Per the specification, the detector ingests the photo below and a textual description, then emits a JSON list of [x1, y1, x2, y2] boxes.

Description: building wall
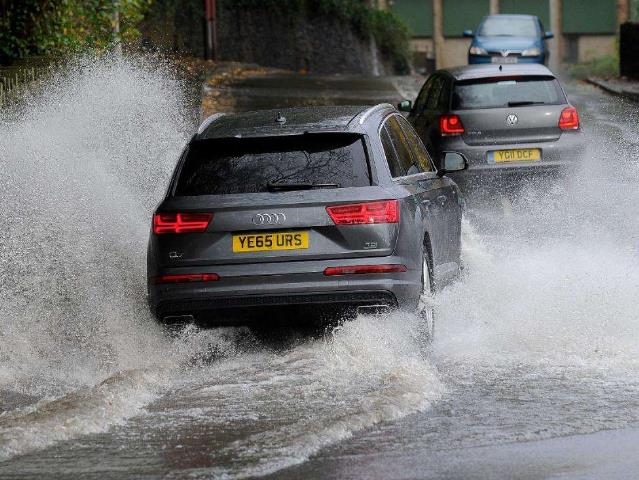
[[391, 0, 620, 68], [440, 37, 472, 68], [577, 35, 616, 61]]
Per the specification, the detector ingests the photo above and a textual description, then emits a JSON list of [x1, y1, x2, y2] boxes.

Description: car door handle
[[437, 195, 447, 205]]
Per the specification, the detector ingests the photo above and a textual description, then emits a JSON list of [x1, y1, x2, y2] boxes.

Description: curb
[[585, 77, 639, 102]]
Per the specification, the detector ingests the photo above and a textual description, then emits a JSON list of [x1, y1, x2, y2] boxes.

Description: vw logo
[[500, 50, 511, 57], [251, 213, 286, 226], [506, 114, 518, 126]]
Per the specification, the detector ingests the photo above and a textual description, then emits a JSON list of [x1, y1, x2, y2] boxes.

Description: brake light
[[152, 273, 219, 284], [440, 114, 465, 135], [559, 106, 579, 130], [324, 265, 407, 276], [153, 213, 212, 234], [326, 200, 399, 225]]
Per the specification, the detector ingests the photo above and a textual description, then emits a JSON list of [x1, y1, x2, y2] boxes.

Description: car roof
[[482, 14, 538, 20], [196, 105, 393, 140], [441, 64, 555, 82]]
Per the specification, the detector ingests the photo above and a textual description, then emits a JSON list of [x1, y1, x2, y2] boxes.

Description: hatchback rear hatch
[[154, 133, 398, 268], [451, 75, 568, 146]]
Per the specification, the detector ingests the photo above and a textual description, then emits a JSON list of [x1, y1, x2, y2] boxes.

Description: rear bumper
[[148, 256, 420, 321], [441, 131, 584, 188]]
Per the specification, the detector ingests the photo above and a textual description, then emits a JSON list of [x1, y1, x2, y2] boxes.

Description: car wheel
[[417, 250, 435, 344]]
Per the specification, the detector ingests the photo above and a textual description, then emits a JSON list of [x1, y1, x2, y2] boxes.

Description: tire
[[417, 248, 435, 344]]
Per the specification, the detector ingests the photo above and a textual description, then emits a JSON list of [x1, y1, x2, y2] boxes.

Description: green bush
[[565, 55, 619, 79], [0, 0, 152, 63]]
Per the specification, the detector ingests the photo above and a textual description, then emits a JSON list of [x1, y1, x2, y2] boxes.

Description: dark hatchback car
[[464, 14, 553, 65], [147, 105, 466, 327], [399, 64, 583, 189]]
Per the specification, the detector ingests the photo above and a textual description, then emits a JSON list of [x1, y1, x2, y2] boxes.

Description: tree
[[0, 0, 152, 63]]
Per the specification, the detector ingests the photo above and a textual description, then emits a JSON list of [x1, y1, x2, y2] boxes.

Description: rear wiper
[[266, 182, 340, 191], [507, 101, 546, 106]]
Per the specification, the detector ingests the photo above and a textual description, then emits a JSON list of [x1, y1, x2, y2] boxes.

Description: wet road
[[2, 59, 639, 479]]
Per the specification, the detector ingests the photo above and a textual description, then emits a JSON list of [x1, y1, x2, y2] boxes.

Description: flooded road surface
[[1, 58, 639, 479]]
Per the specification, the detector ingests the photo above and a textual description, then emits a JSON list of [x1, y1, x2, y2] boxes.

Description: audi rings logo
[[251, 213, 286, 225]]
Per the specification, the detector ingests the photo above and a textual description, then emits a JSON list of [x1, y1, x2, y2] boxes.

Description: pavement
[[270, 428, 639, 480], [586, 76, 639, 102]]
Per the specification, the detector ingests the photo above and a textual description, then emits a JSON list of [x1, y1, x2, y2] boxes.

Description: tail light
[[153, 213, 212, 234], [326, 200, 399, 225], [440, 114, 465, 136], [559, 106, 580, 130], [152, 273, 219, 284], [324, 265, 407, 276]]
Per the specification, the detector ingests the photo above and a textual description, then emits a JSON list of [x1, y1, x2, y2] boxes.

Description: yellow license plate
[[232, 231, 309, 253], [492, 148, 541, 163]]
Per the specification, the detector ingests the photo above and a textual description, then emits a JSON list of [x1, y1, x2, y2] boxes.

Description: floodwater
[[1, 56, 639, 479]]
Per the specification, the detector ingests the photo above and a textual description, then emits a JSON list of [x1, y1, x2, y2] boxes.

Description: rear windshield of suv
[[452, 76, 566, 110], [174, 134, 371, 196]]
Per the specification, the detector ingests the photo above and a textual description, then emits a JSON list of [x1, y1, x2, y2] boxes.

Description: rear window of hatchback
[[452, 76, 566, 110]]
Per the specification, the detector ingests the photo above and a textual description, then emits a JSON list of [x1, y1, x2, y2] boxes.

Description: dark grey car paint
[[147, 105, 463, 322]]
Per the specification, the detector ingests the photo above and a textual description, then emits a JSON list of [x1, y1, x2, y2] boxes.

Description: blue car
[[464, 14, 553, 65]]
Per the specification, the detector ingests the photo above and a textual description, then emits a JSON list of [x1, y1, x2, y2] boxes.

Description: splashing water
[[0, 56, 442, 470], [436, 92, 639, 372], [0, 54, 194, 397], [3, 58, 638, 478]]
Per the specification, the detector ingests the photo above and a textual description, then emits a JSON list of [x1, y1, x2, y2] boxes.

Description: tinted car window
[[396, 117, 436, 173], [479, 16, 538, 37], [452, 76, 566, 110], [380, 127, 405, 178], [426, 76, 444, 110], [413, 78, 433, 114], [175, 134, 370, 196], [383, 116, 414, 177], [437, 77, 451, 110]]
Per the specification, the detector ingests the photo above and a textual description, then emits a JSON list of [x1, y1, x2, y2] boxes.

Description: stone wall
[[139, 1, 393, 75], [217, 8, 385, 75]]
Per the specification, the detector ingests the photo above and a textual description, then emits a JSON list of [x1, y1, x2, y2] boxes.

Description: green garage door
[[500, 0, 550, 30], [443, 0, 490, 37], [391, 0, 433, 36], [562, 0, 616, 34]]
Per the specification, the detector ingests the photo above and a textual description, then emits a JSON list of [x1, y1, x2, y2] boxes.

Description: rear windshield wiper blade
[[507, 101, 546, 106], [266, 182, 340, 191]]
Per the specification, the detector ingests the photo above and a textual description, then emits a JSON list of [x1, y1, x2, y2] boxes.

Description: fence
[[0, 66, 42, 109]]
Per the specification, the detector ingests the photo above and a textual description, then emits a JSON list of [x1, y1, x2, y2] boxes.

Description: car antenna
[[499, 65, 503, 71], [275, 112, 286, 124]]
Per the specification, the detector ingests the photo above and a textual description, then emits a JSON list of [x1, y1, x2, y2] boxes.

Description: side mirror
[[439, 152, 467, 176], [544, 31, 554, 39], [463, 30, 475, 38], [397, 100, 412, 112]]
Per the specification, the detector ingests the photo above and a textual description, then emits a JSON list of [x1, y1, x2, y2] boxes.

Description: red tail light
[[440, 114, 465, 135], [559, 106, 580, 130], [153, 213, 212, 234], [152, 273, 219, 284], [326, 200, 399, 225], [324, 264, 407, 276]]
